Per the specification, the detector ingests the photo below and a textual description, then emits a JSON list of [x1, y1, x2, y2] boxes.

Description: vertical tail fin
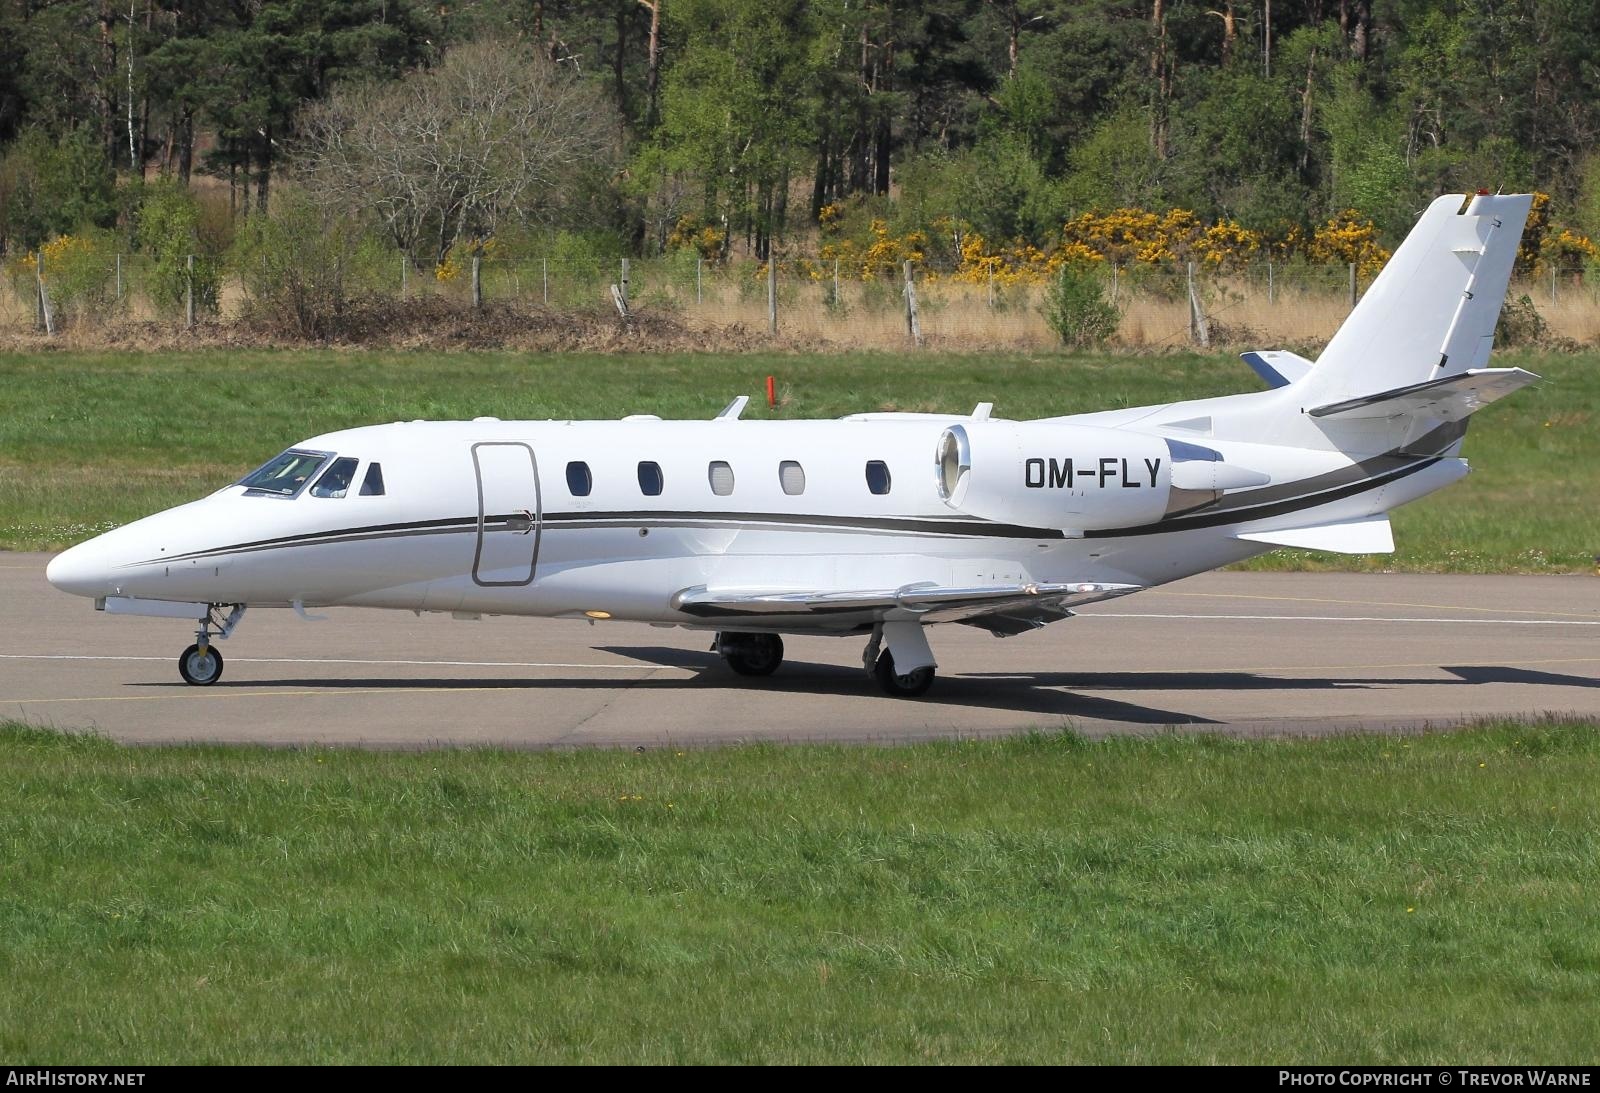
[[1297, 193, 1533, 409]]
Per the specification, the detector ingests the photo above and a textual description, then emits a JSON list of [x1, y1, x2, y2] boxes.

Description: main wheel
[[873, 650, 934, 698], [178, 643, 224, 686], [718, 632, 784, 677]]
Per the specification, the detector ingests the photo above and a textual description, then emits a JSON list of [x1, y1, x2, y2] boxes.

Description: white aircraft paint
[[47, 193, 1540, 696]]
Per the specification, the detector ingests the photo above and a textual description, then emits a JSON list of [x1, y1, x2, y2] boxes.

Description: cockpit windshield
[[239, 450, 331, 497]]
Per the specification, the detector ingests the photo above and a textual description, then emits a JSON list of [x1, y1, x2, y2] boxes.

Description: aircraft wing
[[671, 580, 1141, 636]]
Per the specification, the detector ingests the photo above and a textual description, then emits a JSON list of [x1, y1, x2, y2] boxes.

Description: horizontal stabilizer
[[1241, 350, 1315, 389], [1237, 515, 1394, 555], [1307, 367, 1538, 421], [672, 580, 1141, 625]]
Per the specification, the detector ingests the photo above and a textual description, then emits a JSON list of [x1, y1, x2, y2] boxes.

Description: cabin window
[[239, 449, 328, 498], [779, 460, 806, 496], [359, 462, 386, 496], [310, 457, 360, 498], [638, 461, 664, 496], [865, 460, 892, 495], [708, 461, 735, 496], [566, 461, 593, 497]]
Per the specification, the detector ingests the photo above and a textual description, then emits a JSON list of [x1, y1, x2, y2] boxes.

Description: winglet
[[715, 395, 749, 421]]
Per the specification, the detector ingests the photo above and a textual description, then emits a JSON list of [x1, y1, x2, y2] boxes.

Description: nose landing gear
[[177, 604, 246, 686]]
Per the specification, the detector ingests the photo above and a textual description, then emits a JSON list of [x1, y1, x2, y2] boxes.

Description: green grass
[[1, 720, 1597, 1063], [1, 348, 1595, 570]]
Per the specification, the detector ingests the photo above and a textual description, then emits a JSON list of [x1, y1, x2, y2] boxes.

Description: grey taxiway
[[3, 553, 1598, 747]]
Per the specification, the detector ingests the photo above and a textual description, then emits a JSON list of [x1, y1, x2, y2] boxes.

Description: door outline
[[471, 442, 541, 587]]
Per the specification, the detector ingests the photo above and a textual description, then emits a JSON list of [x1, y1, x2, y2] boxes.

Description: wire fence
[[4, 252, 1598, 350]]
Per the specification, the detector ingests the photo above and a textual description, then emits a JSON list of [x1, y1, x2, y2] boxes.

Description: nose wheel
[[178, 643, 225, 686], [175, 604, 245, 686]]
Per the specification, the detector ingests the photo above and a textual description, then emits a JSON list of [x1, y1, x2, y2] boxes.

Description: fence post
[[400, 256, 408, 299], [471, 255, 483, 310], [767, 256, 778, 336], [1110, 264, 1119, 307], [115, 253, 123, 302], [1551, 265, 1558, 307], [903, 259, 922, 349], [1186, 261, 1209, 348], [1267, 259, 1274, 305], [36, 250, 54, 335], [620, 257, 630, 308], [543, 257, 549, 305], [832, 258, 840, 305], [185, 254, 195, 331], [987, 267, 995, 310], [1348, 262, 1357, 310], [696, 256, 702, 305]]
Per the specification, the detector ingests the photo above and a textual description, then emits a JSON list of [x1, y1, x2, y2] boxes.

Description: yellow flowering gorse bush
[[435, 236, 499, 283], [803, 194, 1593, 285]]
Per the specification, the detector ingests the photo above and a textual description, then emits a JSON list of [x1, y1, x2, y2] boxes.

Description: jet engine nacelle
[[937, 422, 1175, 532]]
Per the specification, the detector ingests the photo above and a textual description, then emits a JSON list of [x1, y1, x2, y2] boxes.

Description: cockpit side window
[[359, 462, 386, 496], [240, 450, 329, 497], [311, 457, 360, 498]]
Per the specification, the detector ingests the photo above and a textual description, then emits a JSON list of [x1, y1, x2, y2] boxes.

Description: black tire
[[873, 650, 934, 698], [719, 632, 784, 677], [178, 643, 224, 686]]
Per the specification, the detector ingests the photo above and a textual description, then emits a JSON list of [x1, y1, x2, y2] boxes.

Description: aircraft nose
[[46, 539, 115, 598]]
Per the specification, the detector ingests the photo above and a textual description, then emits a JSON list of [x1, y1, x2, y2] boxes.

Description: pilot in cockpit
[[310, 459, 357, 498]]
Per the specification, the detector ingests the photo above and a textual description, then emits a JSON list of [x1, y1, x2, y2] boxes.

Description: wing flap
[[1307, 367, 1537, 421], [672, 580, 1142, 624]]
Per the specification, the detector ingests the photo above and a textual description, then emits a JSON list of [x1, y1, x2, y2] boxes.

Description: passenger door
[[471, 442, 540, 586]]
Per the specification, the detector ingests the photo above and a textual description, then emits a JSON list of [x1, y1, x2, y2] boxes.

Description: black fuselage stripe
[[1085, 458, 1439, 538], [147, 512, 1068, 563]]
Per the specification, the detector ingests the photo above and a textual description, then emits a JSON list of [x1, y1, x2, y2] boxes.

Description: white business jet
[[48, 193, 1537, 696]]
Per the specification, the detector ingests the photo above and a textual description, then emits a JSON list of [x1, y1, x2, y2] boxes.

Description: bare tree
[[298, 40, 621, 268]]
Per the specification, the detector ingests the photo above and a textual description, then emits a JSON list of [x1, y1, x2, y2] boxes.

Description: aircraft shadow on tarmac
[[1441, 665, 1600, 688], [124, 650, 1600, 728]]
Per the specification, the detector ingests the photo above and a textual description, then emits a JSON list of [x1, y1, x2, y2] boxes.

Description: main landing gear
[[871, 650, 935, 698], [714, 631, 785, 676], [713, 623, 939, 698], [177, 604, 246, 686], [863, 622, 937, 698]]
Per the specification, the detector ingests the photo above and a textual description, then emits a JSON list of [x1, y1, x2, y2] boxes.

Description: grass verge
[[1, 719, 1597, 1063], [1, 348, 1594, 570]]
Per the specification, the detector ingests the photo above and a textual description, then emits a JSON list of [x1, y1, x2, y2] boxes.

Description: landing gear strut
[[715, 631, 784, 676], [177, 604, 245, 686]]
